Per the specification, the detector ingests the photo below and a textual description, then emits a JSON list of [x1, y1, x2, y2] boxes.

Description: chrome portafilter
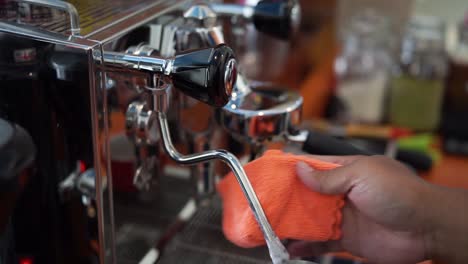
[[217, 75, 303, 158], [218, 75, 371, 159]]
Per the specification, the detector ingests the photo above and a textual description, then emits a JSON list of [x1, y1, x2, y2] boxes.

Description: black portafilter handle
[[253, 0, 300, 40], [171, 44, 237, 108], [0, 119, 36, 192], [301, 131, 433, 172], [302, 130, 372, 156]]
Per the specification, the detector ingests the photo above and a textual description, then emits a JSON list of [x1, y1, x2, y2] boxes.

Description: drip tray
[[158, 198, 270, 264], [111, 180, 349, 264], [115, 224, 163, 262], [110, 175, 195, 263]]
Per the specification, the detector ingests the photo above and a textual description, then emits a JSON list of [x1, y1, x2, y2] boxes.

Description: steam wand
[[153, 83, 291, 264]]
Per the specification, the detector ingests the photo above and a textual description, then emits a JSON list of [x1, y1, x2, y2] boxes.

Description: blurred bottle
[[335, 9, 393, 124], [281, 0, 338, 119], [389, 15, 447, 132], [441, 14, 468, 155], [444, 16, 468, 113]]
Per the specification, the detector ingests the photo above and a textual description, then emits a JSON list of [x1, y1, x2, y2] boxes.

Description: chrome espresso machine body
[[0, 1, 315, 264]]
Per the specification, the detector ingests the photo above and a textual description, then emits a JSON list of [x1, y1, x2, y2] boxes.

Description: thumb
[[296, 161, 356, 195]]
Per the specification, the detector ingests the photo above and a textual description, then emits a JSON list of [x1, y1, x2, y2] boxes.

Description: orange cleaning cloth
[[217, 150, 345, 248]]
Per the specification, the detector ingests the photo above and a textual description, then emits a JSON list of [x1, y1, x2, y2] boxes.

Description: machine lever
[[98, 44, 237, 107]]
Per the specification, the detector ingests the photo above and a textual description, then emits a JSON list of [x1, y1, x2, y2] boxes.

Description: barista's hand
[[288, 155, 442, 264]]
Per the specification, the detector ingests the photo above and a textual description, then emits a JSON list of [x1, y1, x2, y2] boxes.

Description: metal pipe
[[189, 133, 216, 199], [157, 111, 290, 264], [210, 4, 254, 19], [99, 51, 170, 74]]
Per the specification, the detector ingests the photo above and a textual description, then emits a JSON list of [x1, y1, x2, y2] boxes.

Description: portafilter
[[218, 76, 371, 158]]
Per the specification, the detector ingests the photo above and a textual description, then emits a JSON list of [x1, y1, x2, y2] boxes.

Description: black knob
[[171, 44, 237, 107], [253, 0, 301, 40]]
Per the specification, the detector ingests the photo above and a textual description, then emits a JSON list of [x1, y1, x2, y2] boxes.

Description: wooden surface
[[422, 151, 468, 264], [423, 153, 468, 189]]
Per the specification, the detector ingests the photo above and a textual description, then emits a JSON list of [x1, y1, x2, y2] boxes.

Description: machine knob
[[76, 168, 97, 199], [125, 102, 156, 145], [101, 45, 237, 107], [171, 44, 237, 108], [253, 0, 301, 40]]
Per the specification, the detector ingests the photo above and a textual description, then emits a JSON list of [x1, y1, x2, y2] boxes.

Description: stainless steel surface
[[177, 4, 225, 51], [219, 77, 303, 146], [1, 0, 191, 46], [157, 110, 291, 264], [17, 0, 81, 36], [183, 4, 217, 27], [0, 21, 98, 48], [190, 131, 216, 199], [212, 0, 301, 40], [98, 50, 171, 75], [126, 102, 156, 145], [125, 43, 158, 57], [175, 3, 226, 199], [211, 3, 255, 19], [0, 32, 108, 263], [125, 101, 160, 192], [0, 1, 191, 263]]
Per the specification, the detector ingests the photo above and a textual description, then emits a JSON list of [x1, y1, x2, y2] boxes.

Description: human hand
[[288, 155, 436, 264]]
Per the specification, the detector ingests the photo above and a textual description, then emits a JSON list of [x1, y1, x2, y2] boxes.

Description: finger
[[287, 241, 342, 258], [296, 162, 358, 195], [304, 155, 363, 166]]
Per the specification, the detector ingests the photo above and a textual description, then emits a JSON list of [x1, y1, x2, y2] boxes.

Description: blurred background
[[226, 0, 468, 164], [229, 2, 468, 262]]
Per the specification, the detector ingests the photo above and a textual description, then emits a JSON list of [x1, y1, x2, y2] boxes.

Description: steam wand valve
[[98, 44, 237, 107]]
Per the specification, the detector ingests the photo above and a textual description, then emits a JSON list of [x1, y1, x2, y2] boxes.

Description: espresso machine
[[0, 1, 370, 264]]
